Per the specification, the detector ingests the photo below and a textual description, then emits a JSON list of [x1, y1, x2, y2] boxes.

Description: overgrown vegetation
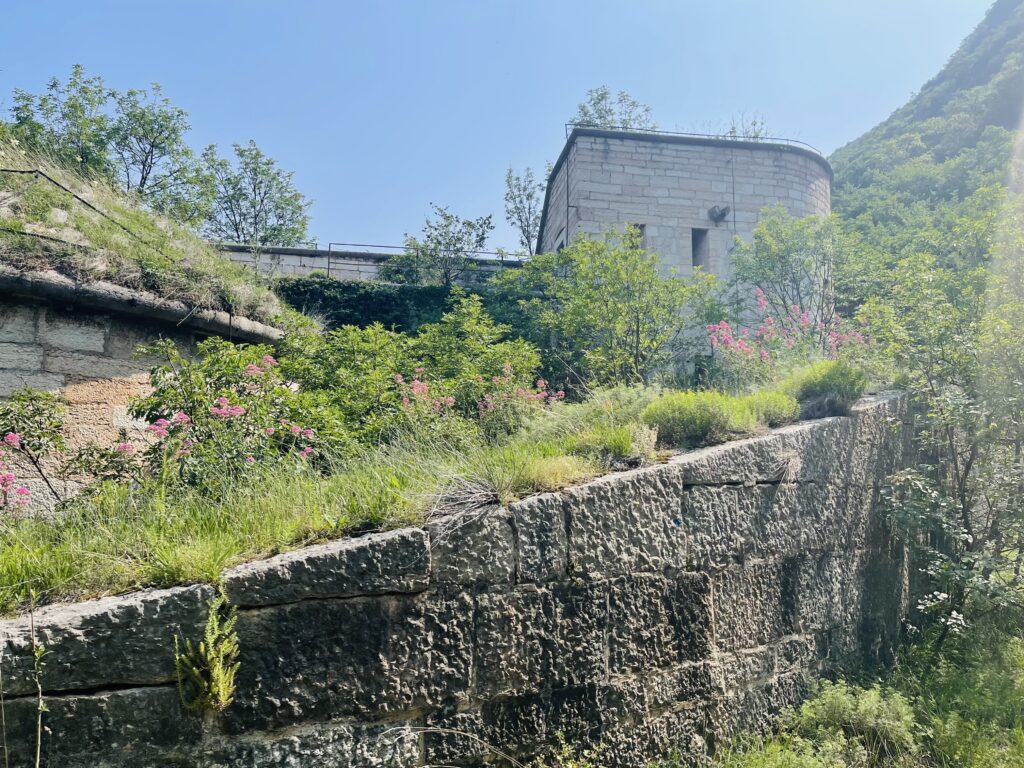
[[0, 139, 298, 326]]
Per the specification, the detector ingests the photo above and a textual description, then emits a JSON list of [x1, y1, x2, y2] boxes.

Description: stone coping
[[0, 264, 284, 344]]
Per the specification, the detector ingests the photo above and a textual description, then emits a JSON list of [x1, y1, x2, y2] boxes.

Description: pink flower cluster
[[707, 321, 756, 358], [210, 397, 247, 419], [0, 437, 29, 508]]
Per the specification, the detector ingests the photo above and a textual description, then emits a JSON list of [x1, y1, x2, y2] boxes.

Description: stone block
[[0, 305, 36, 343], [426, 507, 514, 585], [0, 342, 44, 371], [474, 582, 606, 698], [39, 314, 107, 352], [0, 584, 215, 697], [0, 370, 62, 396], [198, 721, 421, 768], [565, 462, 686, 577], [3, 686, 203, 768], [712, 560, 798, 652], [227, 591, 474, 730], [223, 528, 431, 607], [509, 492, 568, 582], [607, 573, 712, 673], [43, 349, 144, 378]]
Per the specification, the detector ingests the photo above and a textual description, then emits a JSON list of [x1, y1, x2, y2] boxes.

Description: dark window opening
[[691, 228, 709, 268]]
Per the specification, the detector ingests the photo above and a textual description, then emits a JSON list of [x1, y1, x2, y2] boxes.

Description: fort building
[[536, 127, 833, 278]]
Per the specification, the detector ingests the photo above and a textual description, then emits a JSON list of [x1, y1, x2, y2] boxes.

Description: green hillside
[[830, 0, 1024, 263]]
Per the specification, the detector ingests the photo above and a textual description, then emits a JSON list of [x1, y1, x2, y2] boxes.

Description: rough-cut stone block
[[0, 585, 215, 697], [0, 306, 36, 343], [0, 369, 63, 396], [39, 314, 107, 352], [227, 591, 474, 731], [565, 462, 686, 576], [198, 721, 421, 768], [0, 342, 44, 371], [712, 561, 798, 652], [223, 528, 430, 607], [426, 507, 514, 585], [607, 573, 712, 673], [3, 686, 202, 768], [474, 583, 606, 698], [43, 349, 143, 378], [510, 492, 568, 582]]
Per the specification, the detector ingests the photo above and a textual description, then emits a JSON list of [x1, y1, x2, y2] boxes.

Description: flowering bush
[[704, 289, 869, 392]]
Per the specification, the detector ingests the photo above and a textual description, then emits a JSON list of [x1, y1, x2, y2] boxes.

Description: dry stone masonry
[[0, 393, 909, 767]]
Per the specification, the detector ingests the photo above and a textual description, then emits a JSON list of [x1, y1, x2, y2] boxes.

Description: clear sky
[[0, 1, 988, 250]]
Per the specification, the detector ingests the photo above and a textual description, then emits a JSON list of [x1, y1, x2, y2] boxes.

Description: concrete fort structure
[[536, 127, 833, 279]]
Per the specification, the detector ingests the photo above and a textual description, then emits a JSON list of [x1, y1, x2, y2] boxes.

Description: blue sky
[[0, 1, 986, 250]]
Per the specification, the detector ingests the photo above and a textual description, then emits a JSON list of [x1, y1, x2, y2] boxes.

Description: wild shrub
[[780, 361, 867, 417], [742, 390, 800, 428], [642, 390, 758, 448]]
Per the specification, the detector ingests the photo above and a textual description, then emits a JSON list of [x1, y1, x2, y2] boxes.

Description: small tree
[[504, 166, 544, 256], [201, 140, 311, 251], [11, 64, 114, 176], [569, 86, 656, 130], [110, 85, 213, 226], [379, 204, 493, 287], [492, 226, 714, 388], [731, 207, 869, 349]]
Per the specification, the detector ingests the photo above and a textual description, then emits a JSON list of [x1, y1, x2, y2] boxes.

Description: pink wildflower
[[411, 380, 428, 398], [299, 446, 313, 458], [245, 455, 256, 464], [114, 442, 134, 455], [3, 433, 20, 449], [261, 355, 278, 367], [172, 411, 190, 425], [394, 373, 404, 384], [290, 424, 302, 435], [414, 367, 425, 374], [265, 427, 275, 436], [301, 428, 314, 438], [245, 363, 263, 377]]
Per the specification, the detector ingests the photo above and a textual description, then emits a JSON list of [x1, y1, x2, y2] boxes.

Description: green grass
[[0, 141, 301, 328], [643, 390, 767, 448], [779, 360, 868, 416]]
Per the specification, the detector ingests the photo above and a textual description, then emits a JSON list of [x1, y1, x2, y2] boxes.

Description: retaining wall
[[0, 393, 909, 767]]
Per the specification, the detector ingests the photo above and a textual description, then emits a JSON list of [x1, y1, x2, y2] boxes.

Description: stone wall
[[0, 271, 282, 510], [538, 129, 833, 280], [0, 394, 909, 767], [219, 245, 518, 283]]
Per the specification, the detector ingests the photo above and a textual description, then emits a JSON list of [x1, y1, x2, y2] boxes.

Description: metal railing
[[563, 123, 825, 156]]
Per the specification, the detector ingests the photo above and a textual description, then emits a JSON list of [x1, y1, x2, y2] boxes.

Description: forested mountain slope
[[830, 0, 1024, 264]]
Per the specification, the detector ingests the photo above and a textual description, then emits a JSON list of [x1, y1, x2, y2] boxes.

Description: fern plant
[[174, 592, 241, 714]]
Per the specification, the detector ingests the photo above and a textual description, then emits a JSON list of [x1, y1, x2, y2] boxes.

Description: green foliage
[[570, 86, 655, 130], [505, 166, 544, 256], [779, 361, 867, 416], [742, 390, 800, 428], [642, 390, 759, 449], [201, 139, 311, 248], [275, 273, 452, 331], [0, 140, 295, 327], [492, 226, 715, 389], [378, 204, 493, 287], [0, 388, 66, 458], [530, 732, 604, 768], [175, 592, 240, 714]]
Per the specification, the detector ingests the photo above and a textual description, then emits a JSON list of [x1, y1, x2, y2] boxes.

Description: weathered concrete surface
[[0, 393, 909, 767]]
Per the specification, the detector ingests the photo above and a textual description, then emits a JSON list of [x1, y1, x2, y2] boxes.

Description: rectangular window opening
[[691, 228, 710, 269]]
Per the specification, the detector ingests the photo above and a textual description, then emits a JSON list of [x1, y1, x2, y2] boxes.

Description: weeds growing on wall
[[175, 592, 240, 714]]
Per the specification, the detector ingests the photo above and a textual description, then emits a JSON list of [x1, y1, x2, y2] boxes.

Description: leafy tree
[[731, 207, 875, 342], [10, 64, 113, 176], [110, 85, 213, 225], [492, 226, 714, 388], [569, 86, 655, 130], [379, 204, 493, 287], [201, 140, 311, 250], [504, 166, 544, 255]]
